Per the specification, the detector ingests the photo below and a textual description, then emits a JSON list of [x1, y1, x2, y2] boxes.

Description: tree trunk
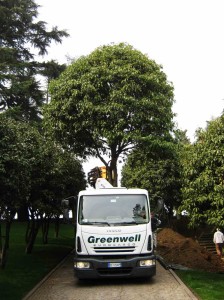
[[0, 223, 4, 268], [0, 240, 7, 269], [54, 217, 60, 238], [108, 157, 118, 187], [0, 220, 12, 269], [4, 221, 11, 250], [25, 220, 31, 243], [0, 223, 2, 249], [42, 218, 49, 244], [17, 204, 29, 222], [25, 219, 40, 254]]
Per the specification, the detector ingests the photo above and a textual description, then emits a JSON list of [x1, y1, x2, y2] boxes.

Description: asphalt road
[[23, 253, 199, 300]]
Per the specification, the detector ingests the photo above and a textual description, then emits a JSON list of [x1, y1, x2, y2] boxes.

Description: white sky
[[37, 0, 224, 177]]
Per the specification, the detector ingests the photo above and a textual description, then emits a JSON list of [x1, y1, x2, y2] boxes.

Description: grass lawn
[[0, 221, 75, 300], [176, 270, 224, 300]]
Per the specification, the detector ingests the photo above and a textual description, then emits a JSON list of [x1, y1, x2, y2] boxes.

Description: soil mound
[[157, 228, 224, 272]]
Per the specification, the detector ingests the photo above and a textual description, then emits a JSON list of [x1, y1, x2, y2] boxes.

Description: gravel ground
[[23, 253, 199, 300]]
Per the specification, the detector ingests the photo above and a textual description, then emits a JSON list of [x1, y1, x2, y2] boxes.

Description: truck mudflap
[[74, 255, 156, 279]]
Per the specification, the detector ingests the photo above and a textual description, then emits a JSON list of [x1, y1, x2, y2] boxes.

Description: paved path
[[23, 253, 199, 300]]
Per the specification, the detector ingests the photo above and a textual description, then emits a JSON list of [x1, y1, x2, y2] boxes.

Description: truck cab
[[74, 179, 156, 279]]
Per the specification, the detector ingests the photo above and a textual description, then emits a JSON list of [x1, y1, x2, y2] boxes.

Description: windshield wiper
[[82, 221, 110, 226], [112, 221, 139, 225]]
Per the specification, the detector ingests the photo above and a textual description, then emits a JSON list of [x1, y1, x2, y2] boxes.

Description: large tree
[[0, 0, 68, 121], [44, 43, 175, 186], [179, 115, 224, 227]]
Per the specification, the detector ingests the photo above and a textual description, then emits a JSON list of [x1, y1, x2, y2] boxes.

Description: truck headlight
[[74, 261, 90, 269], [139, 259, 156, 267]]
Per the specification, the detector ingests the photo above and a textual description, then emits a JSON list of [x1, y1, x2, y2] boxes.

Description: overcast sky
[[37, 0, 224, 176]]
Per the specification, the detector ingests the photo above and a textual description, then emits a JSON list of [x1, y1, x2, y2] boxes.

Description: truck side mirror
[[61, 199, 69, 208], [61, 199, 70, 221], [156, 199, 164, 212], [151, 214, 161, 232]]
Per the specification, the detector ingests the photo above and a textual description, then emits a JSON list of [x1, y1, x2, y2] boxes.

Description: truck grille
[[94, 246, 135, 253]]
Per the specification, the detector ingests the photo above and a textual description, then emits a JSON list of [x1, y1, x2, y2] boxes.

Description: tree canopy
[[179, 115, 224, 227], [0, 113, 86, 262], [0, 0, 68, 121], [0, 113, 86, 221], [0, 116, 30, 222], [44, 43, 175, 186], [121, 129, 188, 216]]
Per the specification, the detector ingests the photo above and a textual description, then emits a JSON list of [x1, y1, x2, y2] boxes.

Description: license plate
[[108, 262, 122, 268]]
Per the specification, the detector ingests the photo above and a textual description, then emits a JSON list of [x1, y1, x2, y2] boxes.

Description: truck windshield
[[79, 194, 149, 225]]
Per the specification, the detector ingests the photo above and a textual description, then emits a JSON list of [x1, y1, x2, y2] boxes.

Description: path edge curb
[[169, 269, 199, 299], [22, 250, 74, 300]]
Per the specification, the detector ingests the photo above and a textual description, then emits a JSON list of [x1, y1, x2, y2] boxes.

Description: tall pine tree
[[0, 0, 68, 121]]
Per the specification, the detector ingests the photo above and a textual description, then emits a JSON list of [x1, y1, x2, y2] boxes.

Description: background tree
[[0, 115, 32, 267], [0, 113, 86, 262], [23, 135, 86, 253], [37, 148, 86, 245], [121, 129, 188, 219], [44, 43, 174, 186], [39, 60, 67, 104], [0, 0, 69, 121], [179, 114, 224, 227]]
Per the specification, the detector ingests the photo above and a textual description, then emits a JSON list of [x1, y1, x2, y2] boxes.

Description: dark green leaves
[[0, 0, 68, 120], [179, 115, 224, 227], [44, 43, 174, 186]]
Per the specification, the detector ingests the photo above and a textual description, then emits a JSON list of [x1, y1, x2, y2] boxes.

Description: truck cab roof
[[79, 188, 149, 196]]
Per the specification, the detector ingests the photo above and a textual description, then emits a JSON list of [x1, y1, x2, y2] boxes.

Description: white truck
[[74, 178, 157, 279]]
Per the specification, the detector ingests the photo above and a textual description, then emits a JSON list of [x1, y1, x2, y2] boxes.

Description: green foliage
[[121, 131, 185, 214], [35, 147, 86, 218], [44, 43, 174, 186], [179, 115, 224, 227], [0, 115, 32, 219], [0, 0, 69, 120], [0, 110, 85, 255], [0, 113, 86, 220], [0, 113, 86, 259], [39, 60, 67, 104]]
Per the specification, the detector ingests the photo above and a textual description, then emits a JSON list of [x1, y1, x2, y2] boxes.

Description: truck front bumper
[[74, 255, 156, 279]]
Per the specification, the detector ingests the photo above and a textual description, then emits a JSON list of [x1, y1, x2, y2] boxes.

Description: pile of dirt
[[157, 228, 224, 272]]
